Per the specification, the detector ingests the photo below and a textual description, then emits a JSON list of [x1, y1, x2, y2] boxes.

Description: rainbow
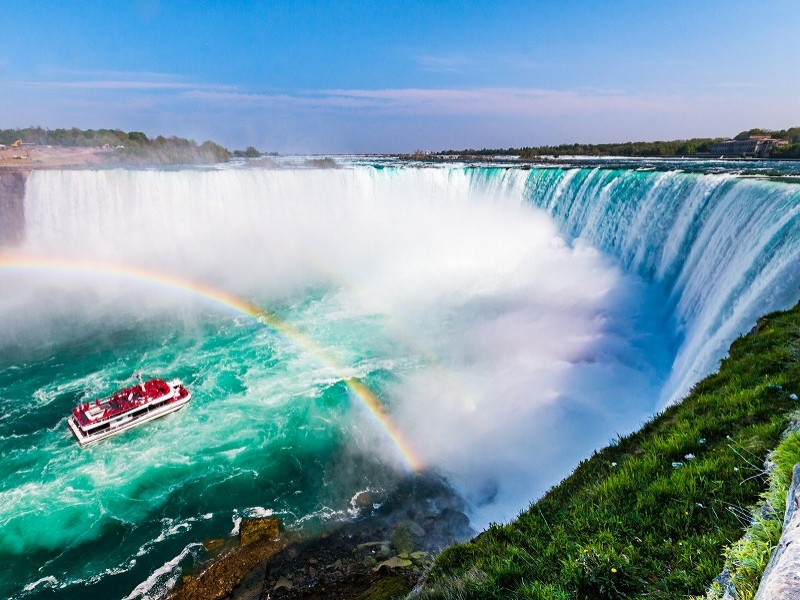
[[0, 253, 422, 471]]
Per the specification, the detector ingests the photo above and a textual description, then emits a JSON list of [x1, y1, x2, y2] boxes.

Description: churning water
[[2, 162, 800, 599]]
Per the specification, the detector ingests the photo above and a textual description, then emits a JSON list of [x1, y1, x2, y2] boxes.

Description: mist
[[7, 167, 673, 529]]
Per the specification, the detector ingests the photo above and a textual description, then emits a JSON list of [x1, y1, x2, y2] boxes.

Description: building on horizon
[[710, 135, 789, 158]]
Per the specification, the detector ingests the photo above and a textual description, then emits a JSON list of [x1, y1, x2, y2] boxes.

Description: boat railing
[[73, 382, 186, 431]]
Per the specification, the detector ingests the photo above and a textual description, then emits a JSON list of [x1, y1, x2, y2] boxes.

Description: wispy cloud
[[8, 69, 237, 93], [183, 86, 694, 118], [16, 80, 195, 90], [415, 52, 553, 74], [14, 79, 237, 92]]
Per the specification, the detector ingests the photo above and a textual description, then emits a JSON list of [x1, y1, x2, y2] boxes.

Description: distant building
[[710, 135, 789, 158]]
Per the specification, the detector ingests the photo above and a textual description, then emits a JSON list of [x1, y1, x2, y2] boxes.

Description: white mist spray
[[11, 166, 675, 528]]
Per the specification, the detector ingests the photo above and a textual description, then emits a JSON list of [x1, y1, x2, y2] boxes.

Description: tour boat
[[68, 378, 191, 446]]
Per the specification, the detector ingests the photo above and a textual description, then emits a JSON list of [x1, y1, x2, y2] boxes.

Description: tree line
[[0, 127, 271, 164], [439, 126, 800, 158]]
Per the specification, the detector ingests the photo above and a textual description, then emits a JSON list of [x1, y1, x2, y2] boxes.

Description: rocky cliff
[[0, 169, 27, 245]]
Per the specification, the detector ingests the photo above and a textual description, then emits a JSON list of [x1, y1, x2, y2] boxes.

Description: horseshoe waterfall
[[2, 163, 799, 599]]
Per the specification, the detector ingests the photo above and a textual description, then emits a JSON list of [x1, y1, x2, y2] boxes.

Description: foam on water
[[1, 164, 799, 598]]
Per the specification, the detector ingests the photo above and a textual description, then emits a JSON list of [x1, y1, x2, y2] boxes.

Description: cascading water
[[1, 163, 799, 599], [523, 167, 800, 404]]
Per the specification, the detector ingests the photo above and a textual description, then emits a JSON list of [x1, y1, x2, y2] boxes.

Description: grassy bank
[[413, 302, 800, 600]]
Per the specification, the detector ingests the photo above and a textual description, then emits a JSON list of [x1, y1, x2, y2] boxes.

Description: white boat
[[68, 378, 191, 446]]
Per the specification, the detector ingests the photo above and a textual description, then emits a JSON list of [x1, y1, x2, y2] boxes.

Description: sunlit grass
[[412, 302, 800, 599]]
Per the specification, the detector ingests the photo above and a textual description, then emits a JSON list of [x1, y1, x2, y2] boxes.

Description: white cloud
[[7, 69, 237, 94], [16, 80, 195, 90], [1, 74, 797, 152]]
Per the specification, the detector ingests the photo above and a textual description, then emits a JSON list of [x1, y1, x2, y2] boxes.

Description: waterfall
[[521, 167, 800, 404], [4, 165, 800, 598], [24, 165, 800, 405]]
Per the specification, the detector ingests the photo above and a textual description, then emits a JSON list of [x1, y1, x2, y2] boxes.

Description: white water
[[3, 164, 800, 598], [11, 167, 670, 524], [524, 167, 800, 404]]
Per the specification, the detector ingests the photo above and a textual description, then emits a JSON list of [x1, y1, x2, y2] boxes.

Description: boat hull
[[68, 382, 191, 446]]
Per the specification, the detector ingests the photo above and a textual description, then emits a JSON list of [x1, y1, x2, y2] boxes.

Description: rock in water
[[353, 490, 374, 508], [202, 538, 225, 552], [239, 517, 281, 547]]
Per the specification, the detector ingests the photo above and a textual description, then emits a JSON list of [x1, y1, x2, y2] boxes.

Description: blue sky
[[1, 1, 798, 152]]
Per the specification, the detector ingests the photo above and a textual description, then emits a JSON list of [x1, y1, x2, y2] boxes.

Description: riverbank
[[0, 145, 104, 168]]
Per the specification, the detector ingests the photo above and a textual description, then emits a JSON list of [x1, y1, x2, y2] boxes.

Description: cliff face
[[0, 169, 27, 246]]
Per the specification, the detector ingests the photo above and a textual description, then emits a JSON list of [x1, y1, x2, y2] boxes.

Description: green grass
[[413, 302, 800, 600]]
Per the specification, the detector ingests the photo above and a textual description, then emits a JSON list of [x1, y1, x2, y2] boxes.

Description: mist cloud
[[9, 167, 671, 526]]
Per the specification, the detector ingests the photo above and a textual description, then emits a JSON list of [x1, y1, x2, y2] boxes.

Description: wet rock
[[373, 556, 413, 572], [178, 472, 471, 599], [391, 520, 425, 555], [202, 538, 225, 552], [239, 517, 281, 547], [307, 566, 317, 578], [0, 169, 27, 246], [171, 526, 293, 600], [353, 490, 375, 508], [363, 555, 378, 568], [274, 576, 293, 590], [437, 508, 472, 540], [357, 540, 390, 549]]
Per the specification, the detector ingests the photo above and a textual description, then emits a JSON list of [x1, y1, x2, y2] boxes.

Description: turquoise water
[[1, 293, 412, 599], [2, 163, 800, 599]]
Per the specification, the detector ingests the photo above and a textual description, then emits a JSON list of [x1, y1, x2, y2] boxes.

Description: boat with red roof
[[68, 378, 191, 446]]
